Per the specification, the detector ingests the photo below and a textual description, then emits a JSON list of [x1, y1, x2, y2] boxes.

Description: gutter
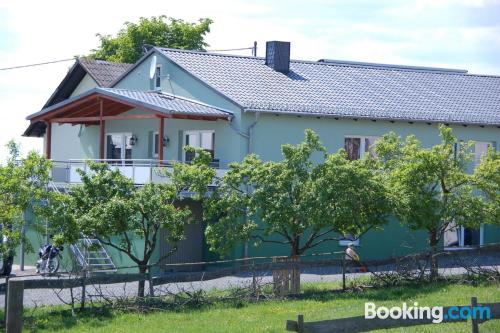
[[243, 108, 499, 128]]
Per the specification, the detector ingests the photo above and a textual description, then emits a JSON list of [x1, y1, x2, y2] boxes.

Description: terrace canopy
[[25, 87, 232, 160]]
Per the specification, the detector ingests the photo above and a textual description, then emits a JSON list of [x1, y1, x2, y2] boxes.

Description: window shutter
[[106, 135, 112, 159], [178, 131, 184, 161], [147, 131, 153, 158]]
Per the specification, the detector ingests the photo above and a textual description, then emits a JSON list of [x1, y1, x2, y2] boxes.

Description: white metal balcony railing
[[50, 159, 227, 185]]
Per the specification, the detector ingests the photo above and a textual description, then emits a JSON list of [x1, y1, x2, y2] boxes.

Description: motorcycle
[[36, 242, 63, 275]]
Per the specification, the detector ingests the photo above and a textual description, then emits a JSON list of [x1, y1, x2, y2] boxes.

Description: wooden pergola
[[28, 90, 229, 161]]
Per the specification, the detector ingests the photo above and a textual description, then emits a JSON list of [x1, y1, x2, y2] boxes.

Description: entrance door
[[160, 201, 204, 272], [106, 133, 132, 164]]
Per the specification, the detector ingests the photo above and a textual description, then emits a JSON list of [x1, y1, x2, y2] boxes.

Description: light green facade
[[19, 51, 500, 270]]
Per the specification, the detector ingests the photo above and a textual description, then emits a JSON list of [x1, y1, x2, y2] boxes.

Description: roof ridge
[[157, 47, 264, 60], [159, 47, 500, 77], [78, 58, 133, 66], [316, 59, 467, 73]]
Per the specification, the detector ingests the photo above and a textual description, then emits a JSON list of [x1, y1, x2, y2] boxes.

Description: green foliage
[[90, 16, 213, 63], [473, 147, 500, 223], [373, 124, 498, 278], [0, 140, 52, 255], [205, 130, 391, 256], [52, 150, 215, 275]]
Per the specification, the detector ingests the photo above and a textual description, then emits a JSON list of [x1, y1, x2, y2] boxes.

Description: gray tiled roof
[[157, 48, 500, 126], [99, 88, 232, 117], [79, 59, 133, 87], [27, 87, 232, 120]]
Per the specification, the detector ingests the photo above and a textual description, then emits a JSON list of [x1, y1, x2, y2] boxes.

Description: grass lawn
[[19, 280, 500, 333]]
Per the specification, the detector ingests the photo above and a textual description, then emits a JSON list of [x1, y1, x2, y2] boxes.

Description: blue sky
[[0, 0, 499, 160]]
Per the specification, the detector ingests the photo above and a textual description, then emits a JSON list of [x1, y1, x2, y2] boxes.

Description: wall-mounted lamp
[[129, 135, 138, 146], [163, 135, 170, 147]]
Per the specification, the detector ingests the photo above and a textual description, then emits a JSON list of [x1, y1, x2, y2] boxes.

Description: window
[[474, 141, 493, 167], [344, 136, 378, 160], [339, 234, 360, 246], [183, 130, 215, 162], [444, 221, 483, 248], [106, 133, 133, 164], [155, 65, 162, 90], [152, 132, 159, 157]]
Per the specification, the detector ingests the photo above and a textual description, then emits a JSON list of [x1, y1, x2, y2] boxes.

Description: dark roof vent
[[265, 41, 290, 73]]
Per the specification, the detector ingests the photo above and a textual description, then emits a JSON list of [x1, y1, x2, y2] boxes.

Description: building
[[21, 41, 500, 270]]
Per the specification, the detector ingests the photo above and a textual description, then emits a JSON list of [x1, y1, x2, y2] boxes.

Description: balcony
[[50, 159, 227, 186]]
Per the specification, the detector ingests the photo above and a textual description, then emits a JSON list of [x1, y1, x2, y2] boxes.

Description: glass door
[[106, 133, 132, 165]]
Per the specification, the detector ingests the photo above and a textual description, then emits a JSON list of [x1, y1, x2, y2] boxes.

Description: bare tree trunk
[[428, 229, 439, 281], [289, 237, 301, 295], [291, 236, 300, 256], [138, 264, 147, 298]]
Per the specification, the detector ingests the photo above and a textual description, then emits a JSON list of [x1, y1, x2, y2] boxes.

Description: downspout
[[228, 111, 260, 154], [247, 112, 260, 155], [229, 111, 260, 259]]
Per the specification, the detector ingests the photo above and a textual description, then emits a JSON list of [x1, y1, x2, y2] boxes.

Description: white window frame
[[344, 135, 379, 160], [339, 235, 360, 246], [444, 225, 484, 250], [182, 130, 215, 162], [152, 131, 159, 158], [154, 64, 162, 90]]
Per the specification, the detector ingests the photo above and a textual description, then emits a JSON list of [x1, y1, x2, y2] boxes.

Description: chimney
[[265, 41, 290, 73]]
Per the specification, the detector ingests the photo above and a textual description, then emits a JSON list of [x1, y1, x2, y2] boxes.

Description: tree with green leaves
[[473, 148, 500, 222], [0, 141, 52, 274], [374, 125, 499, 279], [90, 16, 213, 63], [204, 130, 391, 258], [53, 149, 214, 297]]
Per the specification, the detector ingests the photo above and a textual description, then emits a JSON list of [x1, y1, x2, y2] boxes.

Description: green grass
[[18, 280, 500, 333]]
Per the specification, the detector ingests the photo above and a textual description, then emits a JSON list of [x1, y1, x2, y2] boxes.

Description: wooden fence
[[3, 243, 498, 293], [286, 297, 500, 333]]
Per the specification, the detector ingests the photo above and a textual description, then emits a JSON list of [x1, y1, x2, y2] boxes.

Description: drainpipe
[[247, 112, 260, 155], [229, 112, 260, 259]]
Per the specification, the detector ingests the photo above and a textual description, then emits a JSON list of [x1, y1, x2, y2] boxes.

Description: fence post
[[297, 314, 304, 333], [6, 279, 24, 333], [80, 270, 86, 310], [342, 259, 346, 291], [471, 297, 479, 333], [4, 275, 9, 323]]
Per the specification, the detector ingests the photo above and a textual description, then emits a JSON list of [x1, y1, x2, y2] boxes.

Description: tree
[[204, 130, 391, 257], [0, 141, 52, 268], [54, 149, 214, 297], [374, 125, 498, 279], [90, 16, 213, 63], [473, 148, 500, 223]]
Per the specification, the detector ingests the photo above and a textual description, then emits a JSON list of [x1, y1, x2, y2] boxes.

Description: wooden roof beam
[[52, 113, 162, 124]]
